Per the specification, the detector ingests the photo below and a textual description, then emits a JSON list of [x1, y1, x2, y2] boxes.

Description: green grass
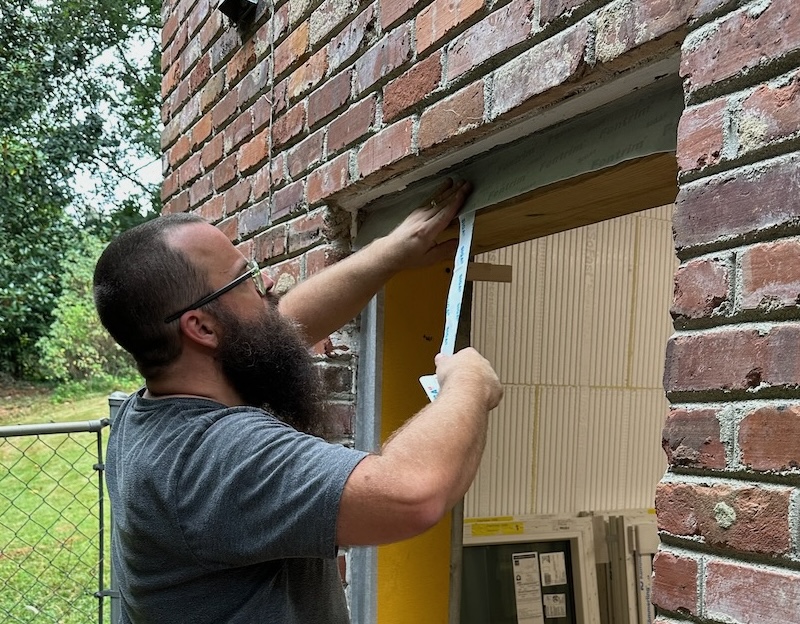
[[0, 385, 134, 623]]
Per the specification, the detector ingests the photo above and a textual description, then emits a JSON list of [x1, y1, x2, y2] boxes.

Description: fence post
[[106, 391, 128, 624]]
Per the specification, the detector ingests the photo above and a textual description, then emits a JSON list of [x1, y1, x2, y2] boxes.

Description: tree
[[0, 0, 161, 376]]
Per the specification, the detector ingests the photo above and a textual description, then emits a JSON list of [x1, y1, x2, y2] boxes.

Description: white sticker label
[[512, 552, 545, 624], [543, 594, 567, 619], [539, 552, 567, 587]]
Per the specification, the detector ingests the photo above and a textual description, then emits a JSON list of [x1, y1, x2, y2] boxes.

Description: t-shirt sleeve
[[175, 411, 368, 568]]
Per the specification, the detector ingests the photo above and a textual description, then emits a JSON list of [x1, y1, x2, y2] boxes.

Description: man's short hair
[[93, 213, 211, 379]]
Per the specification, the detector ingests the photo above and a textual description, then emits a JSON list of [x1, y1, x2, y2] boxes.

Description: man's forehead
[[166, 221, 243, 273]]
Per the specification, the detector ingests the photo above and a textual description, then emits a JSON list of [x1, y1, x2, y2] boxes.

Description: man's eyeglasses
[[164, 259, 268, 323]]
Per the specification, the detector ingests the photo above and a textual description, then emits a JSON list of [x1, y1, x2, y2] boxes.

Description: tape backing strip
[[419, 211, 476, 401]]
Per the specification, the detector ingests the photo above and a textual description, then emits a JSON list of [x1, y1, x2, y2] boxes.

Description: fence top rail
[[0, 418, 110, 438]]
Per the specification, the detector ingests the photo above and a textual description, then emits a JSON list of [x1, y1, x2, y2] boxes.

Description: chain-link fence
[[0, 403, 120, 624]]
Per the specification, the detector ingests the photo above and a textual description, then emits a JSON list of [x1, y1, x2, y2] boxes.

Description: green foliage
[[35, 235, 139, 386], [0, 0, 161, 376]]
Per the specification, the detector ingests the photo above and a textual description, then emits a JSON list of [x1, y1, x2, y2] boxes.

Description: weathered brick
[[356, 118, 414, 178], [237, 129, 270, 174], [201, 133, 224, 170], [379, 0, 420, 29], [238, 58, 269, 108], [179, 152, 202, 185], [673, 154, 800, 253], [419, 81, 484, 150], [308, 70, 352, 128], [225, 37, 256, 87], [305, 243, 350, 277], [307, 151, 352, 204], [655, 482, 791, 554], [218, 213, 239, 242], [596, 0, 696, 64], [383, 51, 442, 122], [662, 407, 726, 469], [416, 0, 485, 55], [166, 190, 190, 214], [225, 110, 254, 154], [188, 175, 213, 208], [275, 21, 309, 78], [191, 113, 213, 149], [682, 0, 800, 96], [741, 239, 800, 312], [327, 96, 377, 153], [320, 401, 356, 437], [211, 88, 239, 129], [318, 361, 354, 394], [188, 53, 211, 93], [739, 405, 800, 471], [169, 135, 192, 168], [354, 24, 412, 94], [705, 561, 800, 624], [225, 178, 252, 215], [677, 98, 726, 174], [540, 0, 590, 25], [737, 70, 800, 157], [489, 20, 590, 119], [271, 255, 302, 296], [287, 129, 325, 178], [328, 5, 377, 73], [196, 194, 224, 223], [162, 171, 180, 202], [664, 325, 800, 395], [287, 48, 328, 102], [209, 26, 241, 70], [310, 0, 356, 46], [254, 224, 288, 263], [272, 179, 306, 221], [272, 101, 307, 149], [288, 208, 327, 253], [199, 73, 225, 114], [238, 198, 270, 238], [212, 153, 238, 191], [651, 551, 698, 616], [445, 0, 533, 81], [670, 257, 730, 320]]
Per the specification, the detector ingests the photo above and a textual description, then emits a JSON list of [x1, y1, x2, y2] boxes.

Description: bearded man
[[93, 179, 502, 624]]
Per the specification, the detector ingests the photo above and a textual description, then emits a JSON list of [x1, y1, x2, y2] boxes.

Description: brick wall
[[160, 0, 800, 619], [658, 0, 800, 622]]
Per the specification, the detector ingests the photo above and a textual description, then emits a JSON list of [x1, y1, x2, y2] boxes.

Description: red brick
[[445, 0, 533, 81], [191, 113, 213, 148], [379, 0, 420, 29], [356, 118, 414, 178], [287, 129, 325, 178], [196, 194, 224, 222], [201, 133, 224, 169], [307, 151, 352, 204], [327, 96, 377, 153], [225, 110, 254, 153], [212, 153, 238, 191], [596, 0, 697, 64], [225, 38, 256, 86], [254, 224, 288, 263], [354, 24, 412, 94], [200, 73, 225, 114], [662, 408, 726, 470], [383, 51, 442, 122], [738, 70, 800, 156], [251, 165, 272, 202], [237, 128, 270, 173], [179, 152, 202, 185], [670, 257, 730, 321], [225, 178, 252, 215], [272, 180, 306, 221], [677, 98, 726, 174], [186, 0, 208, 39], [287, 48, 328, 102], [419, 81, 484, 150], [308, 70, 352, 128], [271, 255, 302, 296], [218, 213, 239, 242], [328, 5, 377, 73], [272, 101, 306, 150], [288, 209, 327, 253], [705, 561, 800, 624], [656, 482, 791, 555], [211, 88, 239, 129], [188, 53, 211, 93], [739, 405, 800, 471], [188, 175, 213, 207], [309, 0, 355, 45], [237, 198, 270, 238], [664, 325, 800, 395], [540, 0, 590, 24], [162, 171, 180, 202], [275, 21, 309, 78], [741, 239, 800, 312], [162, 61, 182, 99], [167, 190, 190, 214], [235, 237, 253, 259], [305, 243, 349, 277], [199, 9, 223, 51], [416, 0, 485, 54], [238, 58, 270, 107], [673, 155, 800, 253], [490, 20, 590, 119], [209, 27, 240, 70], [682, 0, 800, 96], [651, 551, 698, 615], [169, 135, 192, 167], [163, 10, 180, 49], [319, 362, 353, 394]]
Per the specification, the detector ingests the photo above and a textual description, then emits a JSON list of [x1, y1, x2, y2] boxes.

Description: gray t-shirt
[[106, 390, 368, 623]]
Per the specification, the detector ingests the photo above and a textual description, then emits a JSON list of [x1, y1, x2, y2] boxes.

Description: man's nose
[[261, 269, 275, 293]]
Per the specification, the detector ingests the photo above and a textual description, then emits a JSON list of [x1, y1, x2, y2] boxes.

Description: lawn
[[1, 383, 129, 624]]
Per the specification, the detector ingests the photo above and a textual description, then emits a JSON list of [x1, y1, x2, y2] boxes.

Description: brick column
[[657, 1, 800, 621]]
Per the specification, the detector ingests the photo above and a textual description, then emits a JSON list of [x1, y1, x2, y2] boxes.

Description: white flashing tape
[[419, 211, 476, 401]]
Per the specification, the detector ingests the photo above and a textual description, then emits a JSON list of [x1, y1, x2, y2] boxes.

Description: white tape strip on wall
[[419, 211, 476, 401]]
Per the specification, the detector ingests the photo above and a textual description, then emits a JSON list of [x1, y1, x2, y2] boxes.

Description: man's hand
[[382, 178, 472, 271], [435, 347, 503, 411]]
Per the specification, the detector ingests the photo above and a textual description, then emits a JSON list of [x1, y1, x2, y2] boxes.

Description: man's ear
[[179, 310, 220, 349]]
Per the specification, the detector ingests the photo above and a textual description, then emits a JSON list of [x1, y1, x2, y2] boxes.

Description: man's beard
[[213, 302, 328, 437]]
